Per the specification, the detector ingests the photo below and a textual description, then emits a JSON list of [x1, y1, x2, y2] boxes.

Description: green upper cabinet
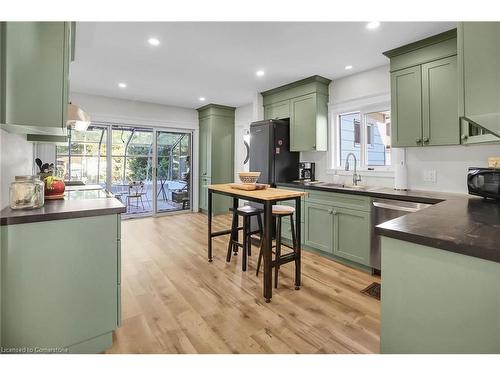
[[264, 100, 290, 120], [390, 66, 422, 147], [0, 22, 72, 137], [197, 104, 235, 215], [422, 55, 459, 146], [262, 75, 330, 152], [384, 29, 459, 147], [458, 22, 500, 144]]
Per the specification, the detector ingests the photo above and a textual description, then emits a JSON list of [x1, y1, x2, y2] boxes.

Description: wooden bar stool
[[226, 205, 264, 271], [256, 205, 298, 288]]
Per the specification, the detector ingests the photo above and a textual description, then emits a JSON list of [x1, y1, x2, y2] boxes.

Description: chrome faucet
[[345, 153, 362, 186]]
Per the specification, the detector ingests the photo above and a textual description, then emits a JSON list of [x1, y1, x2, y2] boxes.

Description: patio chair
[[126, 181, 146, 210]]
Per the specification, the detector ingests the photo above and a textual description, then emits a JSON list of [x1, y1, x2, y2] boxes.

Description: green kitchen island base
[[1, 212, 123, 354], [381, 236, 500, 353]]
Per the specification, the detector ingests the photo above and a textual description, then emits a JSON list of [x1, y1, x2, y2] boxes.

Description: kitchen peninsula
[[0, 188, 125, 353]]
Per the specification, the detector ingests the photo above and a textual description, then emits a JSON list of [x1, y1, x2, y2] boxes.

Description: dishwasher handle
[[372, 201, 426, 213]]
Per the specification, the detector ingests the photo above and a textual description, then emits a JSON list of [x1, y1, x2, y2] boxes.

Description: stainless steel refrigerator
[[249, 119, 300, 185]]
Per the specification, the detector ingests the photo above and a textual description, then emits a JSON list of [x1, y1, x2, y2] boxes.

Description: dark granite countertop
[[1, 192, 126, 226], [276, 181, 461, 204], [277, 181, 500, 263]]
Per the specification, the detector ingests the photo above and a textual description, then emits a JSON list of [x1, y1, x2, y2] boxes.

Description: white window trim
[[327, 93, 393, 177]]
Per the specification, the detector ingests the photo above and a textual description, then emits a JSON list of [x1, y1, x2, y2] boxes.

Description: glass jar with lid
[[9, 175, 45, 210]]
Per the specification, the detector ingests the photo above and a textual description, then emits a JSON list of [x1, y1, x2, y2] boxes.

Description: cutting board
[[229, 183, 270, 191]]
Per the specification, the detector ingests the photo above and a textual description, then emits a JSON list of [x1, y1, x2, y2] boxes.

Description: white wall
[[407, 144, 500, 193], [0, 130, 34, 208]]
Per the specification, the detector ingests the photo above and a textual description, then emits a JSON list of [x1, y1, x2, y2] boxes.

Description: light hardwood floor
[[107, 213, 380, 354]]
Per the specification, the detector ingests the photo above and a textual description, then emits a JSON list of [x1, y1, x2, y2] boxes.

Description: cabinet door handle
[[415, 138, 422, 144], [328, 209, 333, 215], [332, 210, 337, 216], [423, 137, 429, 144], [461, 134, 468, 141]]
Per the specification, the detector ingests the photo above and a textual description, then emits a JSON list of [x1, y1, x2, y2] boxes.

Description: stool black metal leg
[[275, 216, 282, 288], [290, 214, 297, 251], [242, 216, 249, 271], [294, 197, 301, 290], [232, 198, 239, 256], [226, 210, 237, 262]]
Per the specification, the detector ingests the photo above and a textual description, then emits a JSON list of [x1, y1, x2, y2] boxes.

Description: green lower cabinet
[[281, 218, 304, 245], [304, 201, 334, 253], [0, 214, 120, 353], [381, 236, 500, 353], [298, 191, 372, 270], [333, 207, 371, 266]]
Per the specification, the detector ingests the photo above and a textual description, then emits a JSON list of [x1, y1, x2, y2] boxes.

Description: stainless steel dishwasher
[[371, 198, 432, 270]]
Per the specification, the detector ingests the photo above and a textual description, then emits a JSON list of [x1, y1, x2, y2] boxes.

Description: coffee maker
[[298, 162, 316, 181]]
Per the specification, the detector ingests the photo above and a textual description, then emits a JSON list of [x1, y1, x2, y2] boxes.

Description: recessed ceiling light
[[118, 82, 127, 88], [148, 38, 160, 46], [256, 70, 265, 77], [199, 97, 206, 102], [345, 65, 353, 70], [366, 21, 381, 30]]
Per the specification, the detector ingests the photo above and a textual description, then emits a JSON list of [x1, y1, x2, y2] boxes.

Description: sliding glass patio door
[[155, 130, 191, 213], [57, 123, 192, 218], [110, 126, 154, 216]]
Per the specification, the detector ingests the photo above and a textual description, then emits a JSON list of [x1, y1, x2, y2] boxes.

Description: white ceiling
[[70, 22, 456, 109]]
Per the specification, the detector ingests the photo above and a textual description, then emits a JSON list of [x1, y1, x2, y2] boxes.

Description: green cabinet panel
[[264, 100, 290, 120], [197, 104, 234, 215], [422, 55, 459, 146], [0, 23, 4, 125], [333, 207, 371, 266], [1, 214, 120, 352], [290, 94, 316, 151], [1, 22, 71, 135], [262, 76, 330, 152], [199, 176, 211, 211], [391, 66, 423, 147], [458, 22, 500, 144], [386, 30, 460, 148], [381, 237, 500, 353], [306, 189, 371, 211], [199, 117, 211, 177], [304, 201, 334, 253]]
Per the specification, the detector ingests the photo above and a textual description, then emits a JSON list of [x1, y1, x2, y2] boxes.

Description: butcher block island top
[[208, 183, 307, 201]]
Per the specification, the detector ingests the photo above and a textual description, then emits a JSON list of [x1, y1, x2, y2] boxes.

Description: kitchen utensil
[[229, 183, 269, 191], [238, 172, 261, 184], [35, 158, 43, 172]]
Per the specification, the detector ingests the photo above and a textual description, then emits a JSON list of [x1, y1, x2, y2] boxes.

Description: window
[[335, 109, 391, 169], [56, 125, 108, 186]]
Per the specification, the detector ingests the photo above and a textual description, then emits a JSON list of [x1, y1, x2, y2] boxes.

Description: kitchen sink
[[320, 183, 370, 191]]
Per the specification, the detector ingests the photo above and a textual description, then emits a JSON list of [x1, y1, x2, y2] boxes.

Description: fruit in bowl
[[44, 175, 66, 197], [238, 172, 261, 184]]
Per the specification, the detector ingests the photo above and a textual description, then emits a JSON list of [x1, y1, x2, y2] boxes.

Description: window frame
[[329, 96, 393, 175]]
